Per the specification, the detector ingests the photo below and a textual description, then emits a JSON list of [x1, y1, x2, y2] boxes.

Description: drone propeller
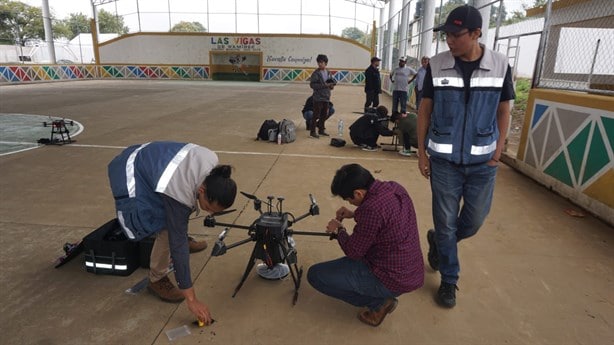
[[212, 209, 236, 217], [240, 191, 258, 200]]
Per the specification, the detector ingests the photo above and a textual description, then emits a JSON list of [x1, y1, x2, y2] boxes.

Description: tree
[[62, 12, 91, 39], [97, 8, 128, 34], [341, 27, 365, 42], [490, 2, 508, 27], [171, 21, 206, 32], [0, 0, 43, 45], [342, 26, 373, 46]]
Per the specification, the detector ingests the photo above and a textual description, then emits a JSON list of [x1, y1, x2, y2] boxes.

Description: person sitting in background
[[390, 111, 418, 156], [302, 96, 335, 131], [349, 105, 393, 152]]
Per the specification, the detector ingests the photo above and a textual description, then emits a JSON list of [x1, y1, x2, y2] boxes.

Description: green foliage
[[0, 0, 44, 45], [514, 78, 532, 113], [342, 26, 371, 47], [97, 9, 128, 35], [62, 12, 91, 39], [342, 27, 364, 41], [171, 21, 207, 32]]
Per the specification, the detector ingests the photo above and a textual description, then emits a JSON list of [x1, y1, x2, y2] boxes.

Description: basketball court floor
[[0, 80, 611, 344]]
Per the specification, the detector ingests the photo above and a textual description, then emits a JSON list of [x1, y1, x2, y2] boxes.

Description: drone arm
[[287, 194, 320, 226], [289, 212, 311, 226], [211, 222, 252, 230], [290, 230, 336, 240], [225, 237, 254, 250]]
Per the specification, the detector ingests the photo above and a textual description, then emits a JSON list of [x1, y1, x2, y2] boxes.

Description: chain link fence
[[377, 0, 612, 95], [533, 0, 613, 95]]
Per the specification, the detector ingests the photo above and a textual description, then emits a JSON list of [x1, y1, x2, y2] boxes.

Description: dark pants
[[364, 90, 379, 110], [312, 101, 329, 133], [415, 87, 423, 111], [350, 132, 378, 148], [392, 90, 408, 113]]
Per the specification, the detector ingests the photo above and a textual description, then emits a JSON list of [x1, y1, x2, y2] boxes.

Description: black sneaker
[[319, 130, 330, 137], [437, 282, 458, 308], [427, 229, 439, 271], [306, 121, 311, 131], [309, 131, 319, 139]]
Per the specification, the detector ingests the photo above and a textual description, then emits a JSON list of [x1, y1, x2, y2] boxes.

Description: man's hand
[[335, 206, 354, 221], [182, 288, 213, 325], [326, 218, 343, 234], [418, 153, 430, 179]]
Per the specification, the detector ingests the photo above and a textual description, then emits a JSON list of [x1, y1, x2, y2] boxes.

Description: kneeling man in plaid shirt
[[307, 163, 424, 327]]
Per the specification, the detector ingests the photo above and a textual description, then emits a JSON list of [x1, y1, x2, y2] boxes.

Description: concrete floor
[[0, 80, 612, 345]]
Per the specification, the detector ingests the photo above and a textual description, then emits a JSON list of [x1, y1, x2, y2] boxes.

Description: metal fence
[[377, 0, 613, 95], [533, 0, 613, 95]]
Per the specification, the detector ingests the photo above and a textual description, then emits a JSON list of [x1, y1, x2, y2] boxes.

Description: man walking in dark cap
[[364, 57, 382, 112], [416, 5, 515, 309]]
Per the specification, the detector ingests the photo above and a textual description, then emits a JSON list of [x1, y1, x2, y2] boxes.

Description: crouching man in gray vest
[[108, 141, 237, 325]]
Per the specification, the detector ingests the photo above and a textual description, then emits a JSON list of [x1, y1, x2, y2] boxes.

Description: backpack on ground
[[278, 119, 296, 143], [257, 119, 279, 141]]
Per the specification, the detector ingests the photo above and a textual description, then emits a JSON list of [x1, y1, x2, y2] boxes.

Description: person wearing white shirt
[[389, 56, 417, 114]]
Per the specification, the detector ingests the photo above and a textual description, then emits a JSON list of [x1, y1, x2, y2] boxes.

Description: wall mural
[[520, 93, 614, 208], [1, 65, 367, 84]]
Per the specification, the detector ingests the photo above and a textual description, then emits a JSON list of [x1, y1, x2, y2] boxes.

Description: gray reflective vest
[[108, 141, 218, 240], [427, 45, 508, 165]]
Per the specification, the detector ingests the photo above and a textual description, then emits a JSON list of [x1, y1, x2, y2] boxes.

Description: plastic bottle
[[337, 119, 344, 137], [277, 133, 282, 145]]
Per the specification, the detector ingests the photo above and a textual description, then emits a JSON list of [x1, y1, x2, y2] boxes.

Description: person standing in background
[[413, 56, 430, 111], [364, 57, 382, 112], [390, 56, 417, 114], [309, 54, 335, 139]]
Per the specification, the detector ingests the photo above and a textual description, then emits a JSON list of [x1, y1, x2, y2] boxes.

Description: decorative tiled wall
[[1, 65, 366, 84], [518, 89, 614, 216]]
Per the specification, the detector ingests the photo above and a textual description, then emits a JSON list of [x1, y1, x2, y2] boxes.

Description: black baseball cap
[[371, 56, 381, 63], [434, 5, 482, 33]]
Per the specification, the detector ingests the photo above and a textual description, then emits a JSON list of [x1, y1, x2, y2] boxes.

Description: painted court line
[[0, 141, 413, 162]]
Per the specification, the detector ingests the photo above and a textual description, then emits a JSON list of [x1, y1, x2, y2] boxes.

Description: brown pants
[[148, 229, 171, 282], [311, 101, 329, 132]]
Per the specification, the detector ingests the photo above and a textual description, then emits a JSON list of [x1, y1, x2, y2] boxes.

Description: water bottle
[[337, 119, 344, 137], [277, 133, 282, 145]]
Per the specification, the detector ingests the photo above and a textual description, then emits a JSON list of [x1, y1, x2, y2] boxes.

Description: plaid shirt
[[337, 180, 424, 293]]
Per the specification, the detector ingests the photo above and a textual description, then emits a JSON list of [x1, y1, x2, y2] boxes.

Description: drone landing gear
[[231, 238, 304, 305]]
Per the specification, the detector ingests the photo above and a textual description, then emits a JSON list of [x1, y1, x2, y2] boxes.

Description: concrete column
[[41, 0, 56, 63], [421, 0, 436, 58], [399, 0, 410, 58], [385, 0, 398, 70], [378, 7, 386, 59], [474, 0, 492, 45]]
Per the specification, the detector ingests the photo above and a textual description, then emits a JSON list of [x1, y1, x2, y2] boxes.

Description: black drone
[[203, 191, 332, 304]]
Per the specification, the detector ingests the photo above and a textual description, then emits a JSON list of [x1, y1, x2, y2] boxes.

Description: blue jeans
[[307, 257, 398, 311], [392, 90, 408, 113], [429, 157, 498, 285]]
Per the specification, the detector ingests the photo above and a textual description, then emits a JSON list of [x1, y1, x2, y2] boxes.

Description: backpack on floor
[[278, 119, 296, 143], [257, 119, 279, 141]]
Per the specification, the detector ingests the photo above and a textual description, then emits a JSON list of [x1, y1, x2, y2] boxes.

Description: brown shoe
[[357, 298, 398, 327], [148, 276, 185, 303], [188, 236, 208, 253]]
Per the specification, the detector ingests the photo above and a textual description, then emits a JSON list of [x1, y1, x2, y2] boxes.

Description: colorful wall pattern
[[1, 65, 97, 82], [0, 65, 211, 83], [262, 68, 364, 84], [1, 65, 368, 84], [518, 89, 614, 210]]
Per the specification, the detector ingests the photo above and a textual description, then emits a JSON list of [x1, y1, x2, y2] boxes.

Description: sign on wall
[[210, 51, 262, 81]]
